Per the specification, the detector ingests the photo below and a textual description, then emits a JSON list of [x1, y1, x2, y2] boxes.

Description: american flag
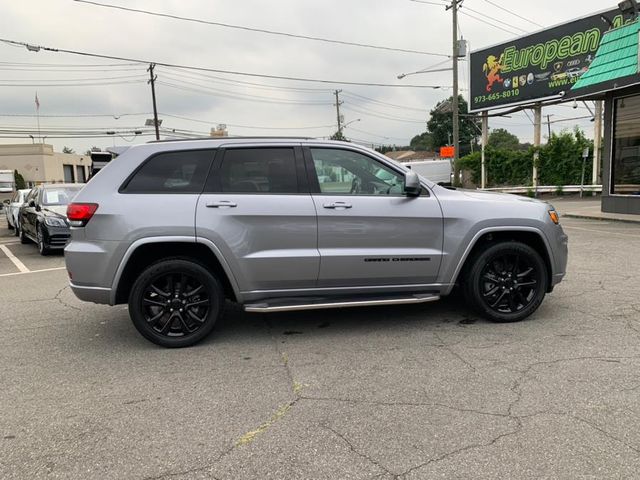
[[35, 92, 40, 111]]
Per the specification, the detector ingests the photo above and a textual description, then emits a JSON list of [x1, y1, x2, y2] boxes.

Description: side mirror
[[29, 199, 36, 208], [404, 171, 422, 197], [2, 199, 9, 205]]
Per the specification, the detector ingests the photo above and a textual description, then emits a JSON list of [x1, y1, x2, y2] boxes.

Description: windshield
[[0, 182, 13, 189], [42, 187, 81, 206]]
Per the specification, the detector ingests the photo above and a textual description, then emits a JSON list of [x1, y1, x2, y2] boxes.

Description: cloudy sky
[[0, 0, 611, 153]]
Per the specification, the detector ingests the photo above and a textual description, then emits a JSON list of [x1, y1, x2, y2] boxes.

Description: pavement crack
[[300, 395, 508, 418], [53, 285, 82, 311], [570, 414, 640, 454], [433, 331, 476, 372], [398, 420, 522, 478], [322, 424, 394, 477]]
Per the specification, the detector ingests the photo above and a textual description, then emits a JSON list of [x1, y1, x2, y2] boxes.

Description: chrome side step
[[244, 293, 440, 313]]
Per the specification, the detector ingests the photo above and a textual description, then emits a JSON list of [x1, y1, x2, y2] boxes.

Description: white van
[[402, 160, 453, 186]]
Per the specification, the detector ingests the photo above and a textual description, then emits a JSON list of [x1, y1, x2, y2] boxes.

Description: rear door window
[[122, 150, 214, 193], [218, 148, 298, 193]]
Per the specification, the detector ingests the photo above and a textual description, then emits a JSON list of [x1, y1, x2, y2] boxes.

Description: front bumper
[[43, 224, 71, 249]]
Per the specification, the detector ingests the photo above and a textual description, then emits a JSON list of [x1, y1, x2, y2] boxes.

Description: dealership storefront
[[569, 20, 640, 214]]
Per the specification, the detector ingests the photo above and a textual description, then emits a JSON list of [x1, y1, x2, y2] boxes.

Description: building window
[[612, 95, 640, 195], [63, 164, 75, 183], [76, 165, 86, 183]]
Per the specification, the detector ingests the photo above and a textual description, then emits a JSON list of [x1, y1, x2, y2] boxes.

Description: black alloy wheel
[[19, 221, 29, 244], [465, 241, 547, 322], [37, 224, 50, 256], [129, 259, 223, 347]]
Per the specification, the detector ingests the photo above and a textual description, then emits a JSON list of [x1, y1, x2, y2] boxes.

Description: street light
[[343, 118, 361, 128], [398, 66, 452, 80]]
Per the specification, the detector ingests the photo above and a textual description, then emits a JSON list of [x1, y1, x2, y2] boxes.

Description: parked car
[[402, 159, 454, 186], [4, 189, 31, 236], [65, 138, 568, 348], [19, 183, 83, 255]]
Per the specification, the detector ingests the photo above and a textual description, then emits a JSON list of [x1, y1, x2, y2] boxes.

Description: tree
[[14, 170, 26, 190], [330, 130, 348, 141], [419, 95, 479, 156], [62, 146, 75, 154], [410, 132, 434, 151], [84, 146, 101, 155], [488, 128, 520, 151]]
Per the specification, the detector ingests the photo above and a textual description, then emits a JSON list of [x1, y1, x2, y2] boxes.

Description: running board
[[244, 293, 440, 313]]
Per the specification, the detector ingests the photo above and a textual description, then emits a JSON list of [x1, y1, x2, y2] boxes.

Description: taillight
[[67, 203, 98, 227]]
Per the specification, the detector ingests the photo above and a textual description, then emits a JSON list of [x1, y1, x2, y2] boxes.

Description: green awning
[[567, 20, 640, 99]]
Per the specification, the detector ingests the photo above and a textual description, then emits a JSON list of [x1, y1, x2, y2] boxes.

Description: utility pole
[[481, 111, 488, 189], [147, 63, 160, 141], [533, 104, 542, 196], [546, 114, 552, 139], [593, 100, 603, 186], [334, 89, 343, 138], [447, 0, 462, 187]]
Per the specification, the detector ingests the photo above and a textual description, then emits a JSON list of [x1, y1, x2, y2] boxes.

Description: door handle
[[323, 202, 352, 209], [206, 201, 237, 208]]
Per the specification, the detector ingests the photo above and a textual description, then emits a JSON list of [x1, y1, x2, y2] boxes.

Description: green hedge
[[459, 129, 594, 187]]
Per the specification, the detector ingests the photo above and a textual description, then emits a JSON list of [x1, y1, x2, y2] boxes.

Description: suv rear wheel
[[464, 241, 547, 323], [129, 258, 223, 348]]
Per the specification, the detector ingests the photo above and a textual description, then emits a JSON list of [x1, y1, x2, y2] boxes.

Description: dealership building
[[568, 19, 640, 214], [0, 143, 90, 186], [470, 5, 640, 216]]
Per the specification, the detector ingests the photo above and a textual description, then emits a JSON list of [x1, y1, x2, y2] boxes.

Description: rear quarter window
[[121, 150, 214, 194]]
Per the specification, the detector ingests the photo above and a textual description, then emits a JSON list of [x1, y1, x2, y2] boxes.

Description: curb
[[562, 213, 640, 225]]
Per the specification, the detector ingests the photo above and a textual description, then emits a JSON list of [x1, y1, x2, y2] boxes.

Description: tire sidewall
[[129, 259, 223, 348], [466, 242, 548, 323]]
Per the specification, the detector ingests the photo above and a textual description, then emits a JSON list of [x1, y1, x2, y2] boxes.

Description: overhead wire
[[73, 0, 450, 57], [0, 37, 448, 89]]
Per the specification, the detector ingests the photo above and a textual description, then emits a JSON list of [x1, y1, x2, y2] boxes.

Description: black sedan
[[18, 184, 83, 255]]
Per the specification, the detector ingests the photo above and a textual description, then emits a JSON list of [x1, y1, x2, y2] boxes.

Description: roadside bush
[[459, 128, 594, 187]]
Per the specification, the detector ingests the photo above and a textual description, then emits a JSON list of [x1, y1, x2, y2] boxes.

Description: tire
[[463, 241, 548, 323], [128, 258, 223, 348], [37, 224, 50, 256], [13, 218, 19, 237], [19, 222, 29, 244]]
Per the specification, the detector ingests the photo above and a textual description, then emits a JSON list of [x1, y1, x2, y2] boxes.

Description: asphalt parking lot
[[1, 214, 639, 479]]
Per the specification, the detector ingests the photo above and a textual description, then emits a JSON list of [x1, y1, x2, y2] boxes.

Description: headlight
[[44, 216, 67, 227]]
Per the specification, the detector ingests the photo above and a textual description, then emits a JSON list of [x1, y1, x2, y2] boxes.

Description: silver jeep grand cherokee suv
[[65, 138, 568, 347]]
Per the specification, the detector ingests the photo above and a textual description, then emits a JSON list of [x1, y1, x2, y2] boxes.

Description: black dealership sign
[[469, 8, 632, 112]]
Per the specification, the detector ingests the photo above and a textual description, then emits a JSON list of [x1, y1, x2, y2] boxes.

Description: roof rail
[[148, 136, 317, 143]]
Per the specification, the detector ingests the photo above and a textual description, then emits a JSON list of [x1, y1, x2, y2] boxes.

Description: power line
[[74, 0, 449, 57], [410, 0, 528, 35], [159, 67, 332, 93], [459, 10, 523, 36], [158, 72, 329, 104], [460, 5, 528, 34], [157, 81, 333, 106], [0, 37, 448, 89], [482, 0, 544, 28], [0, 80, 146, 87], [342, 104, 426, 124], [159, 113, 335, 130], [342, 91, 428, 112]]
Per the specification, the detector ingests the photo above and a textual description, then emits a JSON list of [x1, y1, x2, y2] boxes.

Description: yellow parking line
[[0, 244, 29, 273], [0, 267, 65, 278]]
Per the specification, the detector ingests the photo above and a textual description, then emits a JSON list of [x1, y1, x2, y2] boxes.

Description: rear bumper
[[69, 282, 112, 305]]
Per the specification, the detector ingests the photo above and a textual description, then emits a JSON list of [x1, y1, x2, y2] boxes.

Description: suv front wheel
[[129, 258, 223, 348], [464, 241, 548, 323]]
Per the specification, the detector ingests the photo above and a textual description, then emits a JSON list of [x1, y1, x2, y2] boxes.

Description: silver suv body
[[65, 138, 568, 347]]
